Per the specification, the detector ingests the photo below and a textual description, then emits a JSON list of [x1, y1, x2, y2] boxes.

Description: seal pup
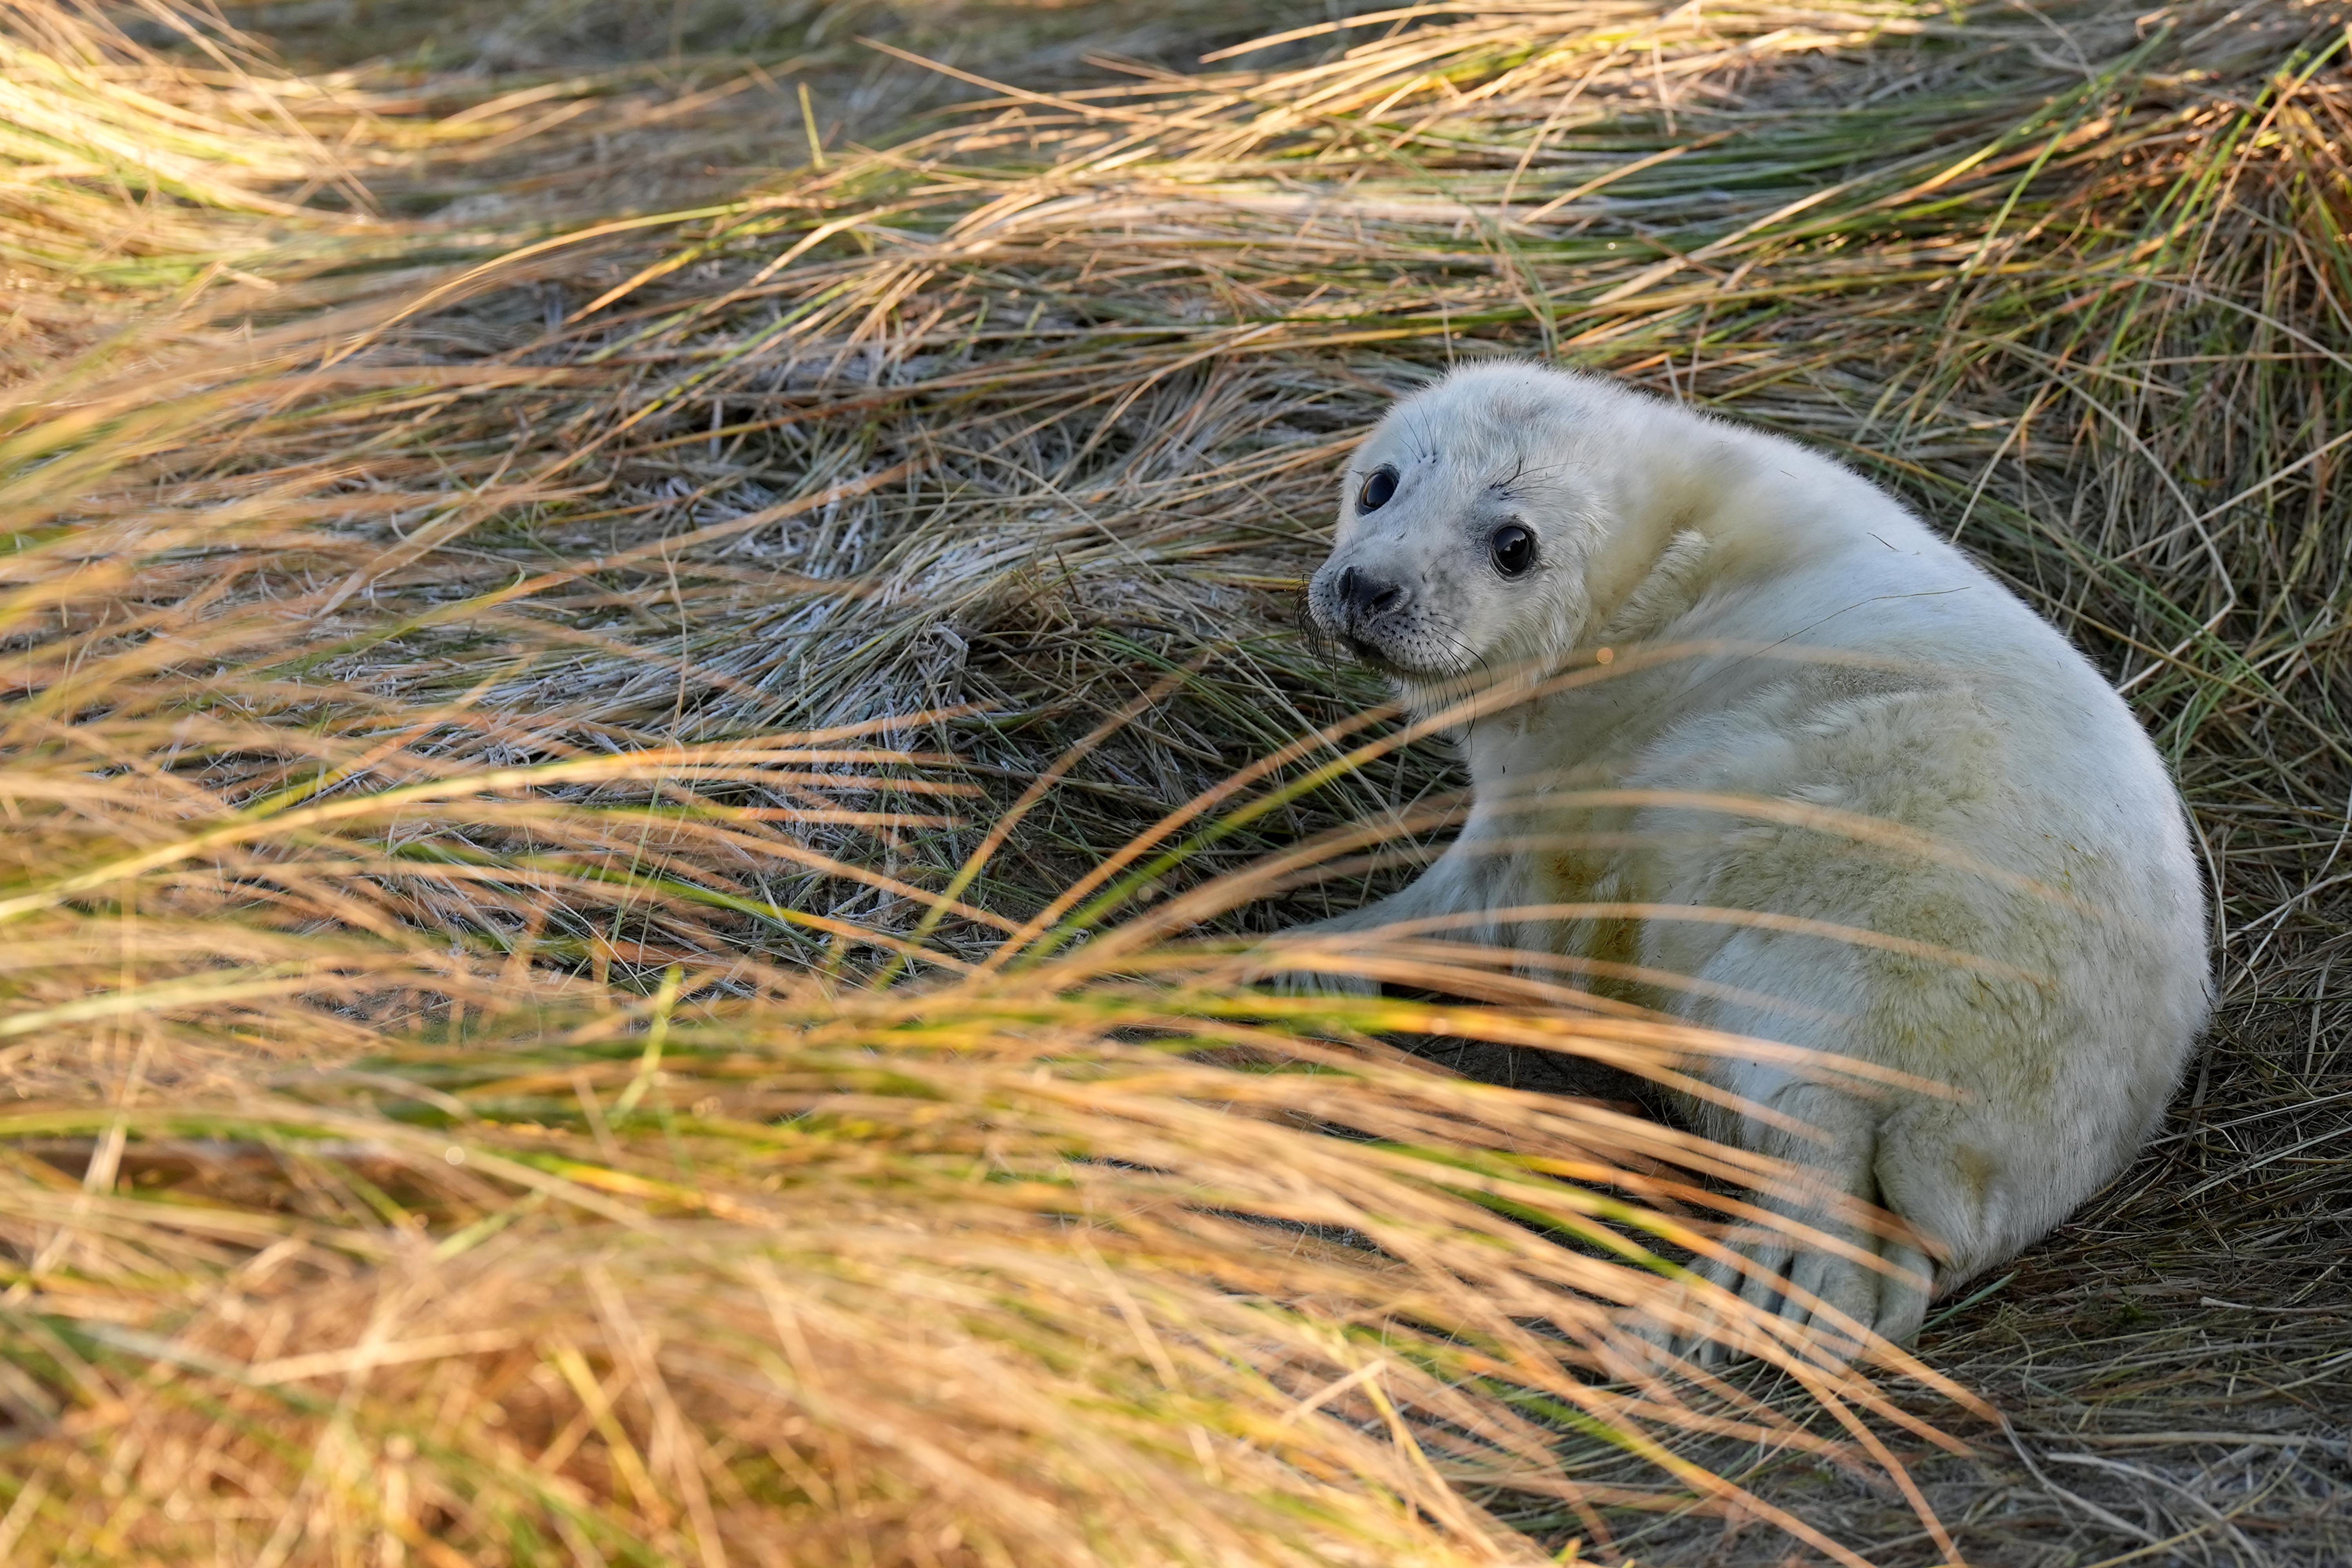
[[1290, 360, 2209, 1355]]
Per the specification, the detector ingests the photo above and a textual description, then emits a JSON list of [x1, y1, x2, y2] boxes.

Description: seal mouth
[[1308, 593, 1466, 680], [1341, 632, 1462, 682]]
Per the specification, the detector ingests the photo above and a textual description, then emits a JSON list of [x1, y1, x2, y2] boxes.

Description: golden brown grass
[[0, 334, 1984, 1559], [3, 0, 2349, 1563]]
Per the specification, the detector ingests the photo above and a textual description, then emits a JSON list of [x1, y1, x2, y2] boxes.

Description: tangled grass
[[2, 0, 2349, 1562]]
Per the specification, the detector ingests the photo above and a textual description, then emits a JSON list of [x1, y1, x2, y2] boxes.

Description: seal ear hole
[[1357, 465, 1398, 513], [1490, 522, 1537, 577]]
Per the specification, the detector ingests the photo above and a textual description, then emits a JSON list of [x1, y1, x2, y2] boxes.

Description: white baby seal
[[1293, 360, 2209, 1354]]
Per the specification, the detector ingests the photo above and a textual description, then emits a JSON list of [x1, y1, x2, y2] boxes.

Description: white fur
[[1293, 361, 2210, 1353]]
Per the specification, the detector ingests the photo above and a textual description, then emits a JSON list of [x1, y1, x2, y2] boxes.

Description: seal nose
[[1335, 566, 1404, 624]]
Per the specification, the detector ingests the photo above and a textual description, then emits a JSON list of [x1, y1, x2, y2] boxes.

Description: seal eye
[[1357, 466, 1398, 513], [1490, 522, 1536, 577]]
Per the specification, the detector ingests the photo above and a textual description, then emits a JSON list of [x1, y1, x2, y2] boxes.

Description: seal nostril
[[1334, 567, 1401, 622]]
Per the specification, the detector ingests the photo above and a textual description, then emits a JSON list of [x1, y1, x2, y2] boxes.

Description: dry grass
[[3, 0, 2350, 1562], [0, 336, 1989, 1563]]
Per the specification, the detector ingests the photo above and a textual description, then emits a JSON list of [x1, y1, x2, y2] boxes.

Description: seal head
[[1306, 365, 1685, 704]]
